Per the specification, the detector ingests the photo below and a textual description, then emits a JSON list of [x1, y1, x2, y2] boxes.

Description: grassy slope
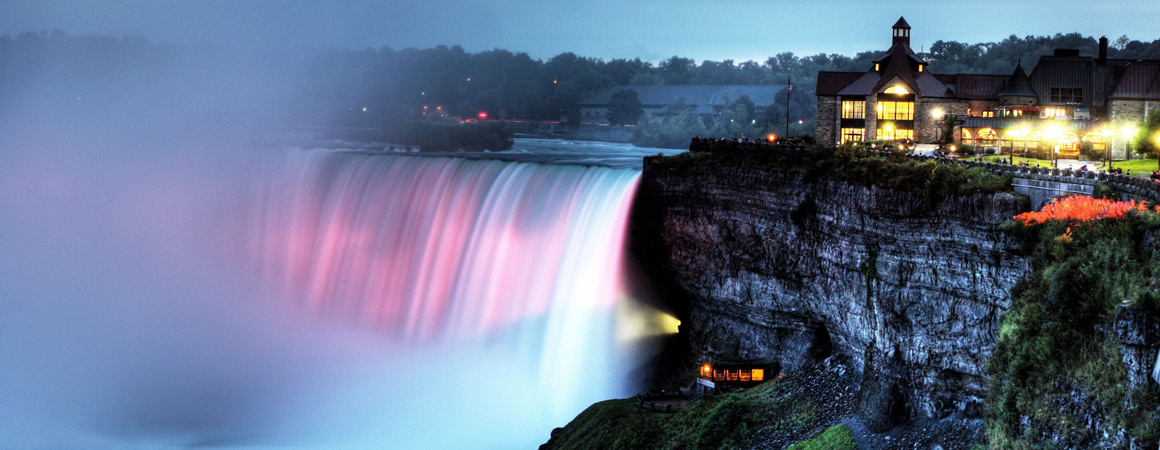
[[987, 208, 1160, 447]]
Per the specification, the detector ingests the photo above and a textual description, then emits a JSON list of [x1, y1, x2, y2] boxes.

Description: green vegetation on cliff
[[648, 144, 1011, 207], [987, 199, 1160, 447], [541, 360, 858, 450]]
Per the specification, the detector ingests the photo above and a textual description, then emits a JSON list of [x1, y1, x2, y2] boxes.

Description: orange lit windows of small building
[[876, 101, 914, 120], [751, 369, 764, 381], [876, 127, 914, 141], [841, 128, 865, 143], [739, 370, 751, 382], [981, 110, 995, 118], [841, 100, 865, 119]]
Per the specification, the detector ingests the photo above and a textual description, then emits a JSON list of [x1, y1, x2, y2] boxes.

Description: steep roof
[[579, 85, 782, 107], [816, 71, 866, 96], [954, 74, 1007, 99], [836, 72, 881, 96], [892, 16, 911, 29], [999, 62, 1037, 97], [1110, 62, 1160, 100]]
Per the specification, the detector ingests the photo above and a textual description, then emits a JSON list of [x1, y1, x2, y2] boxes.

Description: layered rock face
[[634, 162, 1031, 430]]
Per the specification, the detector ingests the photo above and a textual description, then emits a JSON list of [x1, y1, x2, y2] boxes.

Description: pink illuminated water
[[238, 150, 644, 447]]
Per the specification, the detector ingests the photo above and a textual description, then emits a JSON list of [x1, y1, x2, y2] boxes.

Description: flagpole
[[785, 76, 791, 138]]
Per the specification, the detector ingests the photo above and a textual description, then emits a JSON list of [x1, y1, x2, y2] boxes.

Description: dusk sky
[[3, 0, 1160, 62]]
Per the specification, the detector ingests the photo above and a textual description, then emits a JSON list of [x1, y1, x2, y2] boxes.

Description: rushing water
[[0, 136, 682, 449]]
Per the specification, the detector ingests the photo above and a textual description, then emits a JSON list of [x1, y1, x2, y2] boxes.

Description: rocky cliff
[[634, 158, 1032, 431]]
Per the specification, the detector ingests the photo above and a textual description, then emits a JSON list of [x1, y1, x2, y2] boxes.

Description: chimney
[[1099, 36, 1108, 64]]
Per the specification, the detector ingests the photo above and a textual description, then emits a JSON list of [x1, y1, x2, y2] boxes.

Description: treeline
[[4, 30, 1160, 136]]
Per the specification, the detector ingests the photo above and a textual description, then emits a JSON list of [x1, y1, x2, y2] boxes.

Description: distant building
[[579, 85, 782, 125], [816, 17, 1160, 159]]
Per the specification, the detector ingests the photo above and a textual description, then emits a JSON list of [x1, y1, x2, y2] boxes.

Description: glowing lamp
[[767, 133, 777, 142], [361, 106, 367, 112], [701, 364, 712, 376], [1122, 125, 1138, 137], [931, 108, 944, 119], [466, 77, 471, 82], [478, 111, 488, 120], [1045, 126, 1062, 139], [1101, 128, 1114, 138], [436, 106, 442, 111], [423, 105, 428, 110]]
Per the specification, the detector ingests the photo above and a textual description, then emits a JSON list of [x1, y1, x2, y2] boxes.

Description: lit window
[[876, 127, 914, 141], [841, 128, 865, 143], [875, 63, 880, 71], [918, 64, 924, 72], [841, 100, 865, 119], [752, 369, 764, 381], [884, 85, 910, 95], [877, 101, 913, 120]]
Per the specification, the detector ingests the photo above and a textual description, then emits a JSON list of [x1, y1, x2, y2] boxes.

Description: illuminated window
[[740, 370, 751, 382], [841, 100, 865, 119], [884, 85, 910, 95], [841, 128, 865, 143], [918, 64, 924, 72], [752, 369, 764, 381], [981, 111, 995, 118], [877, 101, 914, 120], [876, 128, 914, 141], [962, 129, 973, 140], [1042, 107, 1067, 119], [875, 63, 880, 71]]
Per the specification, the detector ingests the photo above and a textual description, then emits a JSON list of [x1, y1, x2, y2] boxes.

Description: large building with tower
[[816, 17, 1160, 159]]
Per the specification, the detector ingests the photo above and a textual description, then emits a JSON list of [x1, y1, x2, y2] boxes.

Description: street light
[[1122, 125, 1138, 162], [931, 109, 944, 149], [1100, 128, 1115, 171], [1019, 126, 1030, 160], [1045, 125, 1063, 168]]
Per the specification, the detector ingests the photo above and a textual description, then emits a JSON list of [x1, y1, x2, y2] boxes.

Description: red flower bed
[[1014, 195, 1157, 226]]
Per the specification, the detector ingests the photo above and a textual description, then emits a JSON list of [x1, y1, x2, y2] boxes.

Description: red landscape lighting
[[478, 111, 488, 119]]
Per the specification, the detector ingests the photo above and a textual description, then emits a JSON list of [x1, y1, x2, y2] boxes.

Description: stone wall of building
[[866, 97, 878, 140], [817, 96, 839, 145], [915, 100, 968, 143], [1107, 99, 1160, 160], [966, 100, 997, 117]]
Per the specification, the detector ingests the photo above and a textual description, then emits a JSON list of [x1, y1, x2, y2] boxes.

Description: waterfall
[[239, 150, 644, 448]]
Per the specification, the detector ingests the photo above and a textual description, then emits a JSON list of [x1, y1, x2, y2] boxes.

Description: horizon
[[3, 0, 1159, 64]]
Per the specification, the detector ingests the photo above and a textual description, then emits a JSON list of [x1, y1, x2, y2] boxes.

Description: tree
[[1132, 110, 1160, 169], [608, 89, 643, 126]]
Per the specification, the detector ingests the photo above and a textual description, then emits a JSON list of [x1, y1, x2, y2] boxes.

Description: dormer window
[[918, 64, 923, 72], [875, 63, 880, 71]]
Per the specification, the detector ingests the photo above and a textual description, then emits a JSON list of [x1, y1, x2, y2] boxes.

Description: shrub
[[786, 424, 856, 450], [987, 203, 1160, 447]]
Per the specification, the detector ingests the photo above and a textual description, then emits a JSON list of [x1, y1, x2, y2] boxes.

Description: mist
[[0, 30, 661, 449]]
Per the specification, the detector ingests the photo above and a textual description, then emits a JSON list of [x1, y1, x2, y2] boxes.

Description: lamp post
[[1045, 125, 1062, 168], [1101, 128, 1115, 172], [1020, 126, 1030, 160], [1122, 125, 1137, 166], [931, 109, 944, 151]]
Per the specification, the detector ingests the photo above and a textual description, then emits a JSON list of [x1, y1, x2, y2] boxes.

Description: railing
[[666, 138, 1160, 206]]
